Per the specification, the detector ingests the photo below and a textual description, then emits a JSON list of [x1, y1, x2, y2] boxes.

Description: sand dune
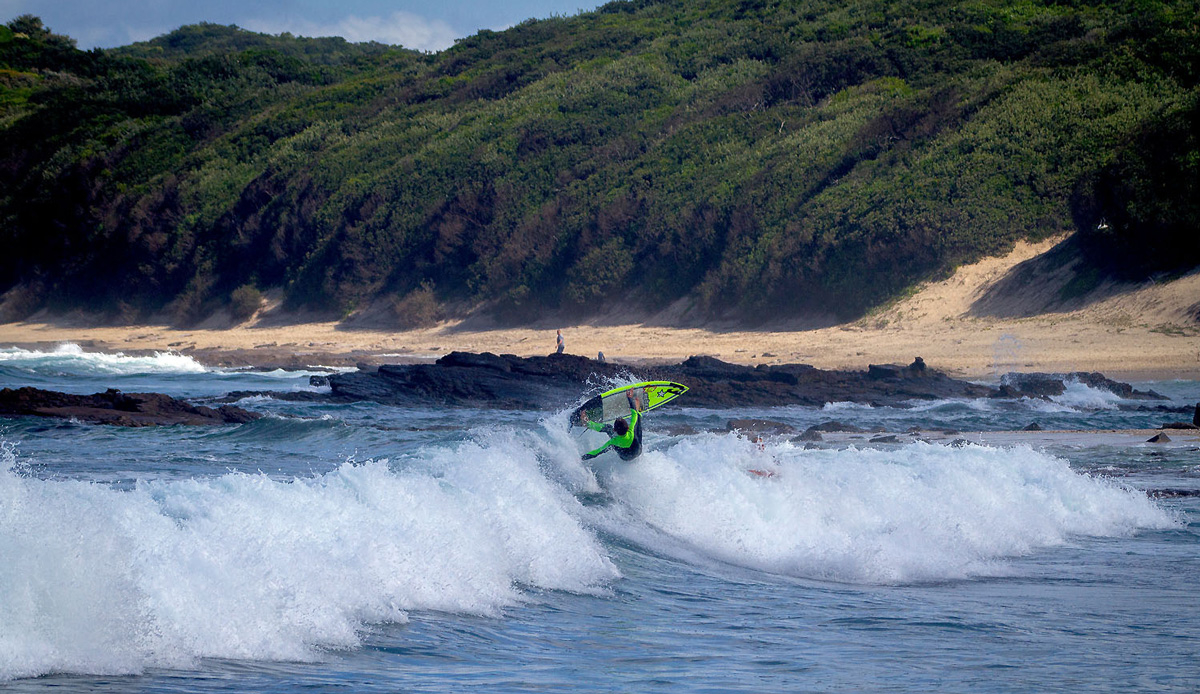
[[2, 236, 1198, 379]]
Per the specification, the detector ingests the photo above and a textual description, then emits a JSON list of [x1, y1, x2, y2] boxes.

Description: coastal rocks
[[328, 352, 998, 411], [328, 352, 616, 409], [867, 357, 928, 380], [994, 372, 1165, 400], [0, 387, 262, 426], [325, 351, 1170, 414]]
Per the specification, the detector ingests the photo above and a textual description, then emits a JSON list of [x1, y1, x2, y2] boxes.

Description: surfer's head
[[614, 418, 629, 436]]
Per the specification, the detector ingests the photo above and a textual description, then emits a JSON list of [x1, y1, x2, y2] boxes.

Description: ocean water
[[1, 344, 1198, 692]]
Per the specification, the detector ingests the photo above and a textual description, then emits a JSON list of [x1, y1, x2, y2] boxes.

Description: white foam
[[1051, 378, 1125, 410], [0, 438, 618, 681], [593, 433, 1177, 584], [822, 401, 874, 411], [0, 344, 208, 376]]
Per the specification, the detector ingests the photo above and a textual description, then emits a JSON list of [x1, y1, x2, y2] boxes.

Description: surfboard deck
[[570, 381, 688, 427]]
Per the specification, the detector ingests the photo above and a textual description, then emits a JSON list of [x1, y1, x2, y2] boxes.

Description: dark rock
[[309, 375, 331, 387], [870, 435, 900, 443], [0, 387, 262, 426], [219, 390, 340, 403], [678, 355, 759, 381], [868, 358, 928, 380], [793, 429, 824, 442], [950, 439, 970, 447], [1023, 422, 1043, 431], [727, 419, 795, 435], [808, 421, 867, 433], [324, 352, 1139, 413], [996, 372, 1166, 401], [216, 405, 262, 424], [437, 351, 512, 372], [1194, 403, 1200, 427], [1147, 433, 1172, 443], [1148, 489, 1200, 499], [1128, 404, 1193, 414], [868, 364, 902, 380], [1161, 422, 1199, 430]]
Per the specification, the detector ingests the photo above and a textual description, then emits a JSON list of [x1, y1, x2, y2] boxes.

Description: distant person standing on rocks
[[556, 329, 565, 354]]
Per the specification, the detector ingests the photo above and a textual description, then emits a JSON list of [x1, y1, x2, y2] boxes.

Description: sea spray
[[1051, 377, 1127, 410], [594, 434, 1177, 584], [0, 435, 618, 681], [0, 344, 208, 376]]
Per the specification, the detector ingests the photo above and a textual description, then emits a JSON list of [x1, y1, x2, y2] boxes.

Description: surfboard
[[570, 381, 688, 427]]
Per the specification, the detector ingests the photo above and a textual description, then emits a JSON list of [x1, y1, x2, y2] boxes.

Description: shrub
[[229, 284, 263, 322], [391, 282, 442, 329]]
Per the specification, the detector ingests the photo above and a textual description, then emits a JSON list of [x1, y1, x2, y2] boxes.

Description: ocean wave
[[1050, 378, 1126, 410], [590, 433, 1177, 585], [822, 401, 874, 411], [0, 343, 208, 376], [0, 438, 618, 681]]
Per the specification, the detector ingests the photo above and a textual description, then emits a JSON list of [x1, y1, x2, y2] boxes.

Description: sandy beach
[[3, 237, 1198, 380]]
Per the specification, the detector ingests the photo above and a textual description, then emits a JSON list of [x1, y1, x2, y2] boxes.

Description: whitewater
[[0, 346, 1197, 692]]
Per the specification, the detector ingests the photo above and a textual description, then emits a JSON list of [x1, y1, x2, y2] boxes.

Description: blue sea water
[[1, 344, 1198, 692]]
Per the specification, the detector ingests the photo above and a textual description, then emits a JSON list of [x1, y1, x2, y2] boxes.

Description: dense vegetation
[[1, 0, 1197, 326]]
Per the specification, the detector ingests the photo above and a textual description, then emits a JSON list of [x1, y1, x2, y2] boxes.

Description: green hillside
[[1, 1, 1197, 326]]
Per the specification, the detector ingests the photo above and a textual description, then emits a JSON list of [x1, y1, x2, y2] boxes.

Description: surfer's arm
[[582, 440, 614, 460]]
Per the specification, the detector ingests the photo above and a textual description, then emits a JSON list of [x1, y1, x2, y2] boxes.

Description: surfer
[[580, 390, 644, 461]]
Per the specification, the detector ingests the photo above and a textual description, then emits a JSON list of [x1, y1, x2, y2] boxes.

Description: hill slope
[[1, 2, 1197, 327]]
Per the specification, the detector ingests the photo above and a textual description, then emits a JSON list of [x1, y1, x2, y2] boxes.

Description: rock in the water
[[995, 372, 1165, 401], [0, 387, 262, 426], [726, 419, 795, 435], [1147, 432, 1172, 443]]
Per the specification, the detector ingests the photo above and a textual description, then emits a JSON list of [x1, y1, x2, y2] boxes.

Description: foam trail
[[0, 437, 618, 681], [595, 434, 1177, 584]]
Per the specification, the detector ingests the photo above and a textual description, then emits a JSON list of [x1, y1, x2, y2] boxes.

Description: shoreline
[[2, 238, 1197, 381], [0, 318, 1196, 382]]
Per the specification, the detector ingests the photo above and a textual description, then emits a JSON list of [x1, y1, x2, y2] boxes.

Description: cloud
[[243, 11, 459, 52]]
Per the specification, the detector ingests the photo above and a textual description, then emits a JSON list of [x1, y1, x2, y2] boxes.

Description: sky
[[1, 0, 604, 52]]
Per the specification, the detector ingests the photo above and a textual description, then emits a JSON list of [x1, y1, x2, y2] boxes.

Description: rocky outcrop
[[326, 352, 1177, 412], [0, 387, 262, 426], [994, 372, 1165, 400], [328, 352, 997, 410]]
